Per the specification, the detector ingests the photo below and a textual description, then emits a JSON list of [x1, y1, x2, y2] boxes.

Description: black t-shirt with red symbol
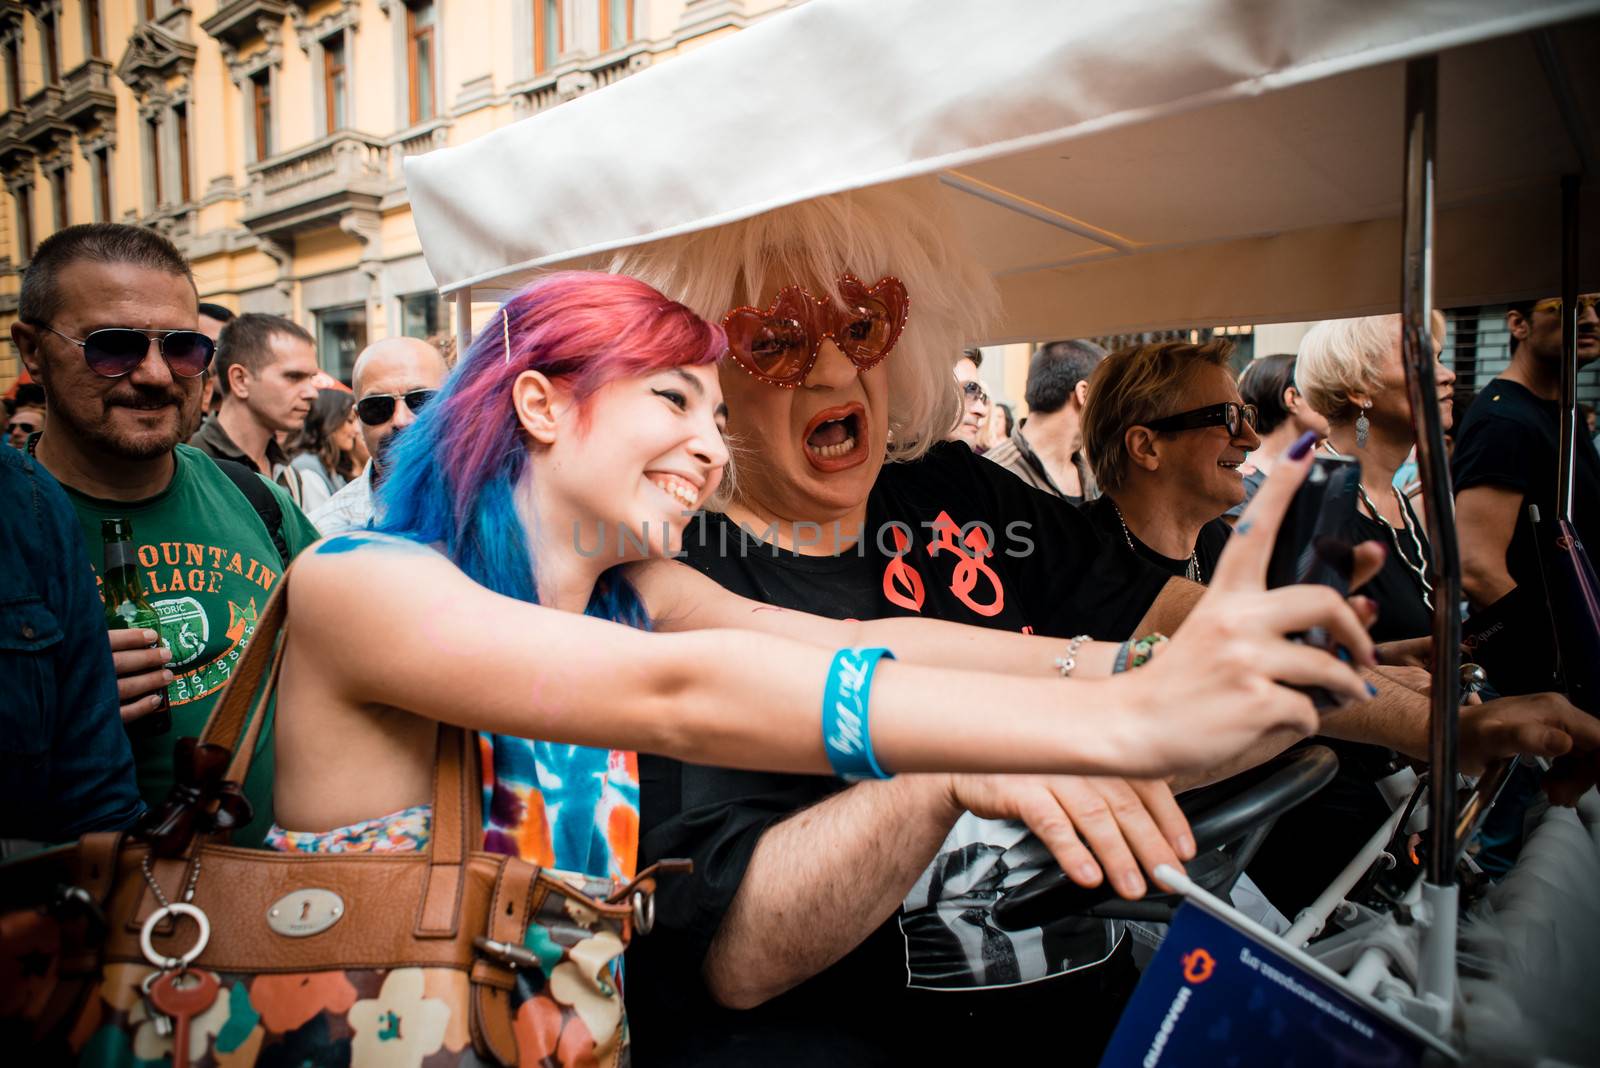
[[629, 442, 1171, 1067]]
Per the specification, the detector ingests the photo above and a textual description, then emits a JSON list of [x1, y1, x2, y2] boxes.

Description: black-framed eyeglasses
[[1145, 401, 1258, 438], [961, 379, 990, 406], [356, 389, 436, 426], [39, 324, 214, 379]]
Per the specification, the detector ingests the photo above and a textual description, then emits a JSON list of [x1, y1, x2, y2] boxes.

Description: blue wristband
[[821, 647, 896, 781]]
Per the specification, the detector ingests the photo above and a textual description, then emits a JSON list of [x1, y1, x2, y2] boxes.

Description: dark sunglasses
[[1145, 401, 1259, 437], [961, 379, 989, 406], [356, 389, 436, 426], [41, 324, 213, 379], [6, 419, 40, 434], [721, 274, 910, 388]]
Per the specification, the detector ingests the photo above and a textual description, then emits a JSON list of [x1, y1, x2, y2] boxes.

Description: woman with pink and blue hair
[[267, 269, 1372, 887]]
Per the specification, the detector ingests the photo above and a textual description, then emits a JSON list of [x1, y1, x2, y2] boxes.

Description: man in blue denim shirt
[[0, 442, 144, 845]]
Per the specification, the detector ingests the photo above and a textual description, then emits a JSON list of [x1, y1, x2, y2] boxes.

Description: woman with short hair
[[1295, 312, 1452, 644], [1247, 311, 1455, 917]]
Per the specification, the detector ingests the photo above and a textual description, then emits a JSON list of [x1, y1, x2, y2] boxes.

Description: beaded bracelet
[[1053, 634, 1093, 677], [1113, 633, 1169, 673], [821, 647, 897, 781]]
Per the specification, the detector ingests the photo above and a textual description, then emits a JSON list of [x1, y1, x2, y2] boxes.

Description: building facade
[[0, 0, 796, 389]]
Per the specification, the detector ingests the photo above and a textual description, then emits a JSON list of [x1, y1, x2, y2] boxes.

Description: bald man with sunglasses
[[310, 336, 448, 534]]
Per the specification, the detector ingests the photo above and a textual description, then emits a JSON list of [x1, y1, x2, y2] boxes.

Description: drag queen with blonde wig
[[601, 178, 1600, 1067]]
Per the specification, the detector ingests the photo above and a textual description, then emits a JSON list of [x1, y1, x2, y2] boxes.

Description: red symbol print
[[927, 511, 1004, 617], [1182, 948, 1215, 984], [882, 525, 926, 613]]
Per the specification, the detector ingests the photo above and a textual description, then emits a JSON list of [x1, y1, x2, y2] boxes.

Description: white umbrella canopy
[[405, 0, 1600, 341]]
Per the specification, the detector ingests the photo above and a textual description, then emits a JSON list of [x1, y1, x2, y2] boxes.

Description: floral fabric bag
[[0, 572, 679, 1067]]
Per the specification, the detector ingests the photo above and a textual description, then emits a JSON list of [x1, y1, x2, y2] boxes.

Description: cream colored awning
[[405, 0, 1600, 341]]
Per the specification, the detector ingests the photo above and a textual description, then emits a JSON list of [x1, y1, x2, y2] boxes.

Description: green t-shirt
[[60, 444, 321, 849]]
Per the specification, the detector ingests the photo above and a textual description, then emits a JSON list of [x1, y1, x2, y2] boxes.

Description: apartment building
[[0, 0, 796, 388]]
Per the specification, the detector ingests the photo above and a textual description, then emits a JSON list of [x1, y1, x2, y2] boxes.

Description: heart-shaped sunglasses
[[721, 274, 909, 388]]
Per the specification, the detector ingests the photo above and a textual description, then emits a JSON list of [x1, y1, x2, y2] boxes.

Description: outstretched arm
[[292, 460, 1373, 784], [629, 558, 1122, 676]]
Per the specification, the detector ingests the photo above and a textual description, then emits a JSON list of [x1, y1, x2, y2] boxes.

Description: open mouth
[[802, 403, 869, 471], [646, 472, 701, 510], [1218, 459, 1243, 471]]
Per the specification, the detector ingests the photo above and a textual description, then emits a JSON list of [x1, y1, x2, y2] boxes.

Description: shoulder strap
[[212, 456, 290, 568]]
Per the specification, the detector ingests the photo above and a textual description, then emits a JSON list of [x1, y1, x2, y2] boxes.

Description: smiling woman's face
[[546, 364, 729, 559], [717, 277, 894, 526]]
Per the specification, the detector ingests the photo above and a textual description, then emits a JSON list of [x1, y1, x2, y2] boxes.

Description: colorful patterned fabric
[[49, 870, 632, 1067], [264, 803, 432, 854], [479, 735, 639, 881]]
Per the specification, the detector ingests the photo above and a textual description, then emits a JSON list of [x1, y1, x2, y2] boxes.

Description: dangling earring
[[1355, 401, 1371, 448]]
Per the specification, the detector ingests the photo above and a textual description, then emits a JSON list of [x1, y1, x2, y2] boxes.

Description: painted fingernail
[[1336, 647, 1351, 664], [1288, 430, 1318, 460], [1365, 681, 1379, 698]]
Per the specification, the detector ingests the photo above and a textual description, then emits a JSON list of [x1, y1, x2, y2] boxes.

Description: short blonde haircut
[[1296, 312, 1446, 421], [605, 178, 999, 478], [1081, 339, 1235, 494]]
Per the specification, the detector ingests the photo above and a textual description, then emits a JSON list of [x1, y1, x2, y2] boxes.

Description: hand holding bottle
[[106, 627, 174, 726], [101, 517, 173, 736]]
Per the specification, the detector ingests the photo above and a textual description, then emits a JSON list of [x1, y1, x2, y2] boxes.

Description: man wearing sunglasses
[[309, 336, 447, 534], [1454, 292, 1600, 612], [10, 223, 321, 848], [6, 403, 43, 449], [1080, 340, 1260, 587], [946, 347, 991, 448], [189, 313, 319, 508]]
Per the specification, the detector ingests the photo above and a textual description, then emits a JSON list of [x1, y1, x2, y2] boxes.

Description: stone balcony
[[241, 130, 388, 240], [201, 0, 289, 50], [18, 85, 71, 155], [511, 41, 653, 116], [0, 107, 31, 174], [59, 59, 117, 133], [384, 118, 450, 185]]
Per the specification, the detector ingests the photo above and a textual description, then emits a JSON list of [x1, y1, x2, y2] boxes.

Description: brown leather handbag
[[0, 572, 679, 1067]]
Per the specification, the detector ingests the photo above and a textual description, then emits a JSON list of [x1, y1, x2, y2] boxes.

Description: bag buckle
[[473, 935, 542, 971]]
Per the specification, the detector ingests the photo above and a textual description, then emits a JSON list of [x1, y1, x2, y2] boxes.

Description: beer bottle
[[101, 517, 172, 738]]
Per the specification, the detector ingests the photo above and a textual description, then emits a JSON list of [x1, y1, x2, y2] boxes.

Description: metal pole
[[454, 287, 474, 355], [1399, 57, 1459, 886], [1558, 174, 1580, 521]]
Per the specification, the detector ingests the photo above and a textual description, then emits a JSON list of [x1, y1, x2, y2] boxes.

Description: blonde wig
[[606, 178, 1000, 471], [1296, 311, 1447, 421]]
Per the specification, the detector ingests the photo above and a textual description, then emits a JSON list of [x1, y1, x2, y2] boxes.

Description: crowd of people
[[3, 204, 1599, 1067]]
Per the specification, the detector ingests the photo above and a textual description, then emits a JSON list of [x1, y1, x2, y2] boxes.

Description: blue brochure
[[1100, 900, 1446, 1066]]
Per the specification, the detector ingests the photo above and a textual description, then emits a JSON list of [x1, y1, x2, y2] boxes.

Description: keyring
[[139, 902, 210, 970], [632, 890, 654, 935]]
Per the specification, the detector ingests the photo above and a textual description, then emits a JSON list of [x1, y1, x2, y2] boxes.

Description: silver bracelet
[[1053, 634, 1093, 677]]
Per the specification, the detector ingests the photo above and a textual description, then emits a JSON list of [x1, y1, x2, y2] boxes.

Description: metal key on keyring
[[147, 968, 219, 1068], [139, 969, 174, 1037]]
